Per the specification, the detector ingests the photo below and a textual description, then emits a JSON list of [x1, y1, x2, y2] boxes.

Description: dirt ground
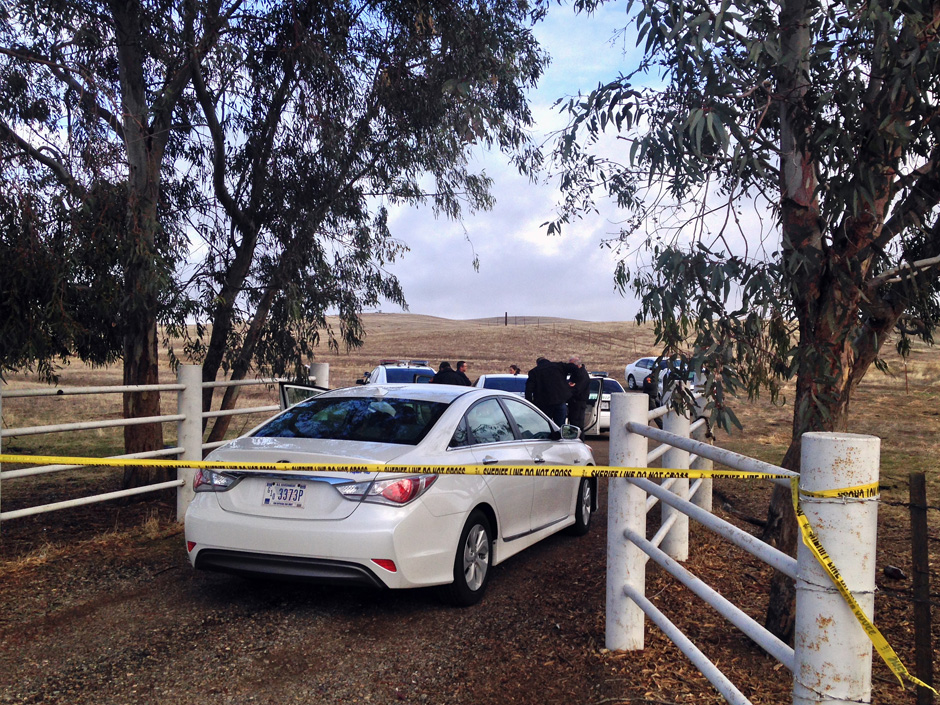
[[0, 435, 934, 705]]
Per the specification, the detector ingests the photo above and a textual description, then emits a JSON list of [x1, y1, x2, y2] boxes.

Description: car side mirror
[[560, 425, 581, 440]]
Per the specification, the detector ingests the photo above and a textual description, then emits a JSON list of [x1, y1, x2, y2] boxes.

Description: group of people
[[524, 356, 590, 430], [429, 355, 592, 432], [430, 360, 472, 386]]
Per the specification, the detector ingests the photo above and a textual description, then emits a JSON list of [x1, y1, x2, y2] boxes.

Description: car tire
[[627, 374, 637, 390], [441, 510, 492, 607], [566, 478, 593, 536]]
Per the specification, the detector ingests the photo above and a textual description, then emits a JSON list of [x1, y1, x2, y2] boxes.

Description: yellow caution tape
[[0, 453, 931, 693], [790, 478, 936, 693], [0, 454, 793, 480], [800, 482, 880, 499]]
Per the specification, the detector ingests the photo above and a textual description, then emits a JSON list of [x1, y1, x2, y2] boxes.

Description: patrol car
[[357, 359, 435, 385]]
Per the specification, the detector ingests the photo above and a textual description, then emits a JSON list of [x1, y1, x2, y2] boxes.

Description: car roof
[[477, 373, 528, 379], [319, 383, 488, 403], [377, 358, 430, 366]]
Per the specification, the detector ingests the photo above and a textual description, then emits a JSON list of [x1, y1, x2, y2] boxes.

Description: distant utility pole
[[504, 312, 508, 326]]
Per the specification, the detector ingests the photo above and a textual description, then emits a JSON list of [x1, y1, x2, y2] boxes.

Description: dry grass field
[[1, 314, 938, 704]]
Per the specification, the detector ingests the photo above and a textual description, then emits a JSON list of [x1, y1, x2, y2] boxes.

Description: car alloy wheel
[[463, 524, 489, 591], [567, 478, 593, 536], [442, 510, 492, 606]]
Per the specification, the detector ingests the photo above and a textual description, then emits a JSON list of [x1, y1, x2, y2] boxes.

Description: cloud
[[380, 1, 642, 322]]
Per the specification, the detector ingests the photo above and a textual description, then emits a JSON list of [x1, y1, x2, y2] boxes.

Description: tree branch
[[0, 45, 125, 142], [0, 118, 84, 198], [874, 146, 940, 253], [868, 254, 940, 288]]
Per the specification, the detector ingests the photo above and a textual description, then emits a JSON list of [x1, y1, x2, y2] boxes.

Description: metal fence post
[[607, 392, 650, 650], [792, 432, 880, 705], [176, 364, 203, 522], [661, 408, 691, 561], [309, 362, 329, 389], [690, 397, 713, 511]]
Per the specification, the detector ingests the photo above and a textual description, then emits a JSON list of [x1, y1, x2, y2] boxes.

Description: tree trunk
[[122, 303, 166, 488], [112, 0, 168, 487], [768, 0, 819, 641], [762, 433, 802, 641], [204, 282, 279, 445]]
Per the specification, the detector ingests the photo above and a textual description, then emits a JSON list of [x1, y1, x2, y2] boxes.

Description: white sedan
[[185, 384, 596, 606], [624, 356, 657, 390]]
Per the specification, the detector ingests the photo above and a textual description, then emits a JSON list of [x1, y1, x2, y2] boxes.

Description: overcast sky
[[379, 1, 643, 322]]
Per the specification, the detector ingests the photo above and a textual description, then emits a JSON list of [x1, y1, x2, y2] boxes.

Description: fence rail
[[2, 367, 888, 703], [608, 392, 881, 704], [0, 366, 288, 524]]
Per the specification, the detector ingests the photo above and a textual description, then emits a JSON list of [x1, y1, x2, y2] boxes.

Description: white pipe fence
[[0, 364, 300, 525], [607, 392, 880, 704], [2, 369, 885, 704]]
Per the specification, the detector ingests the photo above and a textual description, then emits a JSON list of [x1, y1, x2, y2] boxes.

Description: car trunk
[[204, 438, 413, 520]]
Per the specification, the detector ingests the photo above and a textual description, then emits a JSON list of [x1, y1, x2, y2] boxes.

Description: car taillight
[[193, 468, 237, 492], [338, 475, 437, 506], [380, 477, 425, 503]]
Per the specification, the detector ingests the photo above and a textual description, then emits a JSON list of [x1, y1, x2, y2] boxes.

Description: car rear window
[[384, 368, 433, 383], [602, 378, 624, 393], [253, 397, 449, 445], [481, 377, 527, 394]]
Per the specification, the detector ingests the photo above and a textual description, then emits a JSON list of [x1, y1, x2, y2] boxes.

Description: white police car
[[357, 359, 435, 385], [582, 373, 625, 436]]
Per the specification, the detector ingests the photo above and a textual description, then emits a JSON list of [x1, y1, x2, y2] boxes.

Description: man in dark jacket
[[525, 357, 574, 426], [566, 355, 591, 431], [431, 361, 466, 385], [642, 369, 664, 429], [454, 360, 472, 386]]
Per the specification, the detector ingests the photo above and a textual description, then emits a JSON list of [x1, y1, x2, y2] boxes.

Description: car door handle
[[533, 456, 546, 464], [480, 455, 499, 465]]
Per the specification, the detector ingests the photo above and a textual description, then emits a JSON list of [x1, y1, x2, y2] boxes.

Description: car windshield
[[481, 377, 527, 393], [253, 396, 449, 445], [384, 368, 433, 383]]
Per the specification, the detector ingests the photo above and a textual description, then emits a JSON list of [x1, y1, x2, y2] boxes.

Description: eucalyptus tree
[[2, 0, 549, 467], [551, 0, 940, 639], [1, 0, 235, 486], [181, 0, 548, 441]]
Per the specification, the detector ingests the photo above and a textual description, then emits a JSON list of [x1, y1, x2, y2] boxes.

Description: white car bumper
[[185, 494, 463, 589]]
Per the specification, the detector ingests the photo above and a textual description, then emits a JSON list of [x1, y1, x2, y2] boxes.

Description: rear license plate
[[263, 481, 307, 508]]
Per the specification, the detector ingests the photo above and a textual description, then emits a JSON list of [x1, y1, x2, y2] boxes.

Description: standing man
[[432, 361, 464, 385], [566, 355, 590, 431], [525, 357, 573, 427], [454, 360, 472, 386]]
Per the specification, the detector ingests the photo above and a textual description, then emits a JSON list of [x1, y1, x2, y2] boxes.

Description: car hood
[[204, 437, 418, 519]]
